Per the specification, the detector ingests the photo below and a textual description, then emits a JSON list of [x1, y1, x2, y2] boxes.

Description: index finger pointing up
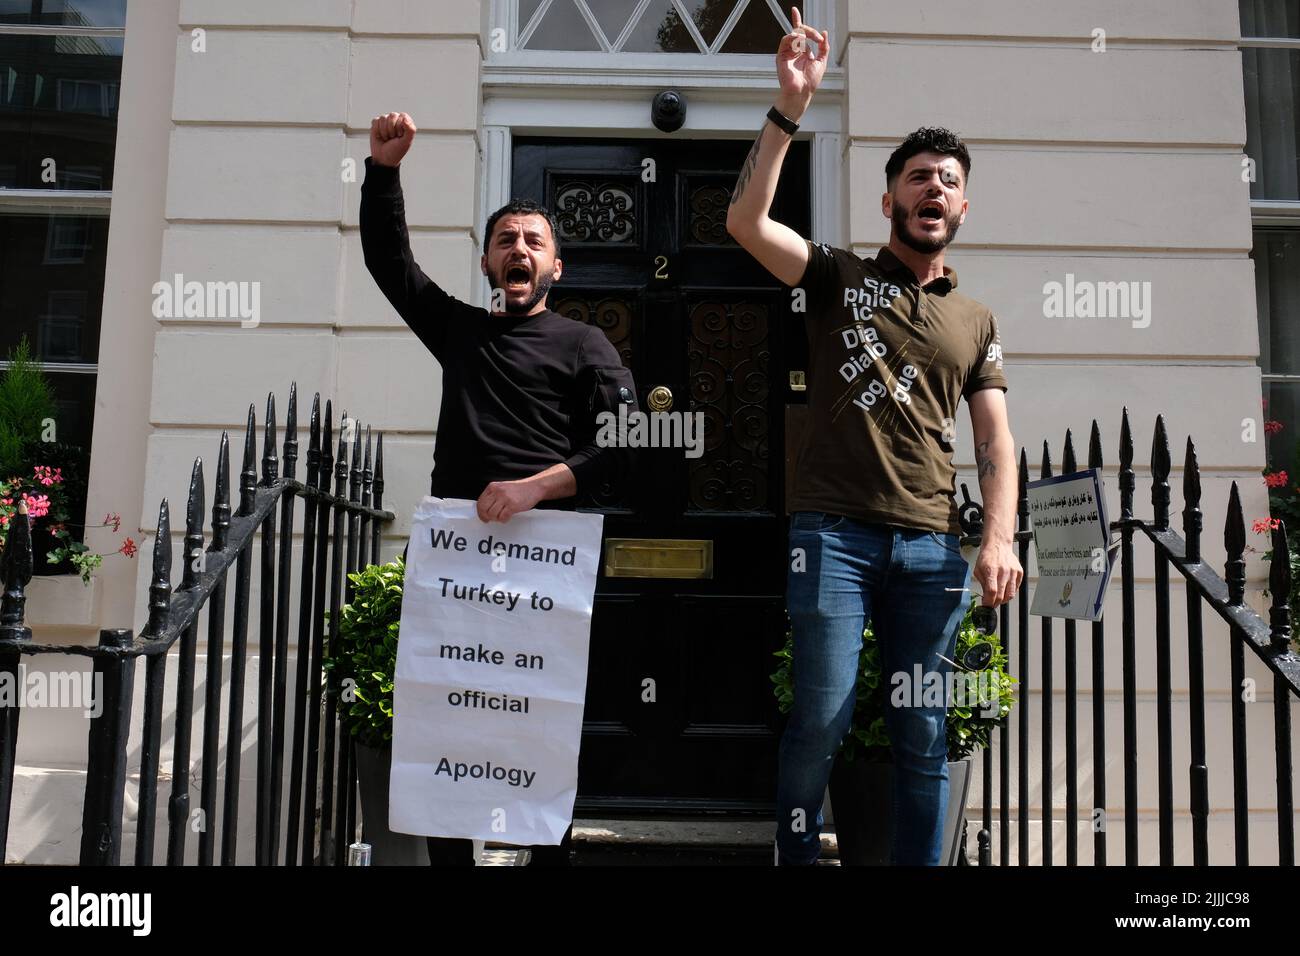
[[791, 6, 801, 30]]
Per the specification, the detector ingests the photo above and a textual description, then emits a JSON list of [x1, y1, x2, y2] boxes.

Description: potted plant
[[322, 555, 428, 865], [771, 597, 1017, 865]]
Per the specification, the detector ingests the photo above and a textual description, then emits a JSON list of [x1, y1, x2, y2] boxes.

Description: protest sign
[[389, 498, 604, 845]]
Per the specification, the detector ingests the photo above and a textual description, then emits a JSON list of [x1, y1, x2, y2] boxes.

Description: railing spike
[[1182, 436, 1202, 564], [185, 457, 205, 538], [320, 399, 334, 493], [283, 382, 299, 481], [1183, 437, 1201, 509], [349, 421, 363, 505], [148, 498, 173, 635], [1088, 419, 1103, 470], [239, 404, 258, 517], [1151, 414, 1171, 481], [335, 410, 350, 492], [1063, 428, 1077, 474], [212, 431, 231, 552], [305, 393, 321, 489], [182, 457, 206, 590], [1040, 439, 1053, 480], [1225, 481, 1246, 606], [1119, 406, 1133, 469], [261, 391, 279, 485], [1151, 416, 1172, 531], [1119, 407, 1135, 520], [373, 431, 385, 511]]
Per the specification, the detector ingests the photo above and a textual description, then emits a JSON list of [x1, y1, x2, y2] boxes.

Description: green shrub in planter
[[771, 596, 1017, 763], [323, 556, 404, 748]]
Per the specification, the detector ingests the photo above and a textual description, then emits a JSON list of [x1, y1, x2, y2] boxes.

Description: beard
[[486, 264, 555, 315], [891, 202, 962, 255]]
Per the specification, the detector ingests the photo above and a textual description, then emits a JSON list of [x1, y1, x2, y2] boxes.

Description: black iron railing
[[3, 398, 1295, 866], [0, 384, 394, 865], [961, 408, 1296, 865]]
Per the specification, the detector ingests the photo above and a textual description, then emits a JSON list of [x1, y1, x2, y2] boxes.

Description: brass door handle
[[647, 385, 673, 412]]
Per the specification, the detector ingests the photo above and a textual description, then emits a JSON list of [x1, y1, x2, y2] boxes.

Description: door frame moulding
[[478, 1, 846, 310]]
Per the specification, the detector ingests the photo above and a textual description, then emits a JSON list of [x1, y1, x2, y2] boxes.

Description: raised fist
[[369, 112, 417, 168]]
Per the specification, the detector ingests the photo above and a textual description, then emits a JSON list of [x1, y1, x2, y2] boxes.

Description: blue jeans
[[776, 511, 972, 865]]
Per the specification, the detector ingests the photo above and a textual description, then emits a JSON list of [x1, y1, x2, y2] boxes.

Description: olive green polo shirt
[[790, 242, 1008, 535]]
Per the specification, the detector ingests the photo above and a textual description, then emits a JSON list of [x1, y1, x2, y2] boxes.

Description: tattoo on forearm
[[730, 125, 764, 206], [976, 440, 997, 480]]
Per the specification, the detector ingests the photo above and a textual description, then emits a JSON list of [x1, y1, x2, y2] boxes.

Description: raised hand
[[369, 112, 417, 168], [776, 6, 829, 110]]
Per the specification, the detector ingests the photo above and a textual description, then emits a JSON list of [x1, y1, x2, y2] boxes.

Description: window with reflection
[[0, 33, 122, 189], [517, 0, 802, 54], [0, 0, 126, 29], [1242, 2, 1300, 479], [0, 1, 122, 559]]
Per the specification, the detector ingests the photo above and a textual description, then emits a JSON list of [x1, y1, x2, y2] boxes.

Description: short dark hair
[[885, 127, 972, 191], [484, 199, 562, 255]]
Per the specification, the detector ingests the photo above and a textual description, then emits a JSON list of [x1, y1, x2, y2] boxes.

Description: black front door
[[512, 137, 811, 813]]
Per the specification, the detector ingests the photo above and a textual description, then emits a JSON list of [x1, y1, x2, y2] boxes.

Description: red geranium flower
[[1264, 470, 1289, 488], [119, 537, 138, 558]]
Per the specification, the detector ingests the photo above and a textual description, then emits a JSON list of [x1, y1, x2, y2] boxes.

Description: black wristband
[[767, 106, 799, 136]]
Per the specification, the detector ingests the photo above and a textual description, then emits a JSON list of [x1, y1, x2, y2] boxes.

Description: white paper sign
[[389, 498, 604, 845], [1027, 468, 1114, 622]]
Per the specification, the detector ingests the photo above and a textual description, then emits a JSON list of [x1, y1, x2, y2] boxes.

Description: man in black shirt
[[361, 111, 638, 865]]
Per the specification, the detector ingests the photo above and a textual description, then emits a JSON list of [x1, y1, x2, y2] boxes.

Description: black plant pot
[[353, 740, 430, 865], [828, 754, 971, 865]]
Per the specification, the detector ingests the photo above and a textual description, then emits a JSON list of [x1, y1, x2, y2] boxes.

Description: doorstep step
[[569, 818, 837, 852]]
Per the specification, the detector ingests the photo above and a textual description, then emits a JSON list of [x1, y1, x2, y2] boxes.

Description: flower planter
[[828, 755, 971, 866], [353, 741, 429, 866]]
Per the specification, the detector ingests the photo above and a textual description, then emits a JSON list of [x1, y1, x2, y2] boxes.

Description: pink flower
[[32, 465, 60, 486], [1266, 420, 1284, 436], [1264, 470, 1289, 489], [103, 512, 121, 533], [21, 493, 50, 519], [1254, 517, 1281, 534]]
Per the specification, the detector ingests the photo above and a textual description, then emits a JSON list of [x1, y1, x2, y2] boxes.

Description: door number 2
[[653, 256, 669, 280]]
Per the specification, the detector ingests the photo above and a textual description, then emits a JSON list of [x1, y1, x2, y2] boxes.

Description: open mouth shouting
[[916, 199, 946, 226], [504, 261, 533, 294]]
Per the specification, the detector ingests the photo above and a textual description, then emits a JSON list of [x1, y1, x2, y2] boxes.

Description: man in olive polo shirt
[[726, 10, 1023, 865]]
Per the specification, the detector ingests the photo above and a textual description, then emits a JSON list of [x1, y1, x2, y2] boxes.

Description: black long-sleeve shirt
[[359, 158, 637, 505]]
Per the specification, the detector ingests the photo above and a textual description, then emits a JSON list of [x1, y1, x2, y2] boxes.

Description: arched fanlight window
[[517, 0, 802, 54]]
